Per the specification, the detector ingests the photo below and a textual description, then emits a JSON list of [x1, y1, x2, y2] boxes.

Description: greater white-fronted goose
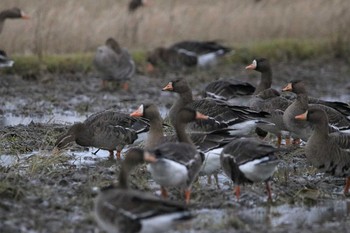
[[93, 37, 135, 90], [0, 50, 14, 68], [130, 103, 235, 188], [54, 110, 149, 159], [220, 138, 280, 201], [203, 78, 256, 104], [245, 58, 293, 145], [282, 80, 350, 141], [140, 107, 206, 204], [163, 77, 269, 135], [94, 148, 192, 233], [0, 7, 30, 34], [295, 108, 350, 195], [146, 41, 231, 72]]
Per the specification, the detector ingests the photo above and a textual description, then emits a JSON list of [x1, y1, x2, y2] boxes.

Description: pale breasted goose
[[93, 37, 135, 90], [220, 138, 280, 201], [54, 110, 149, 159], [94, 148, 192, 233], [142, 107, 206, 204], [295, 108, 350, 195]]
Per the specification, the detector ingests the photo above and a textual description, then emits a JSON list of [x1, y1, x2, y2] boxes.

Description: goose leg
[[265, 181, 273, 202], [116, 150, 121, 160], [276, 135, 282, 148], [344, 177, 350, 195], [161, 186, 168, 198], [184, 189, 191, 204], [234, 186, 241, 200], [108, 150, 114, 160], [207, 175, 212, 185], [122, 82, 129, 91], [214, 173, 220, 189]]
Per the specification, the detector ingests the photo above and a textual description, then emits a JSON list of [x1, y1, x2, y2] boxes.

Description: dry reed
[[0, 0, 349, 55]]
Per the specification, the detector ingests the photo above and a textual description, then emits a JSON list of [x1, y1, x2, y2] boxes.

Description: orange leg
[[276, 135, 282, 148], [265, 181, 273, 202], [116, 150, 121, 160], [108, 150, 114, 160], [344, 177, 350, 195], [184, 189, 191, 204], [122, 82, 129, 91], [234, 186, 241, 201], [161, 186, 168, 198], [285, 137, 291, 146]]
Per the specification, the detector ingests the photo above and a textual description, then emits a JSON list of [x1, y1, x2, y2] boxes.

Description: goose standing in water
[[133, 107, 206, 204], [295, 108, 350, 195], [93, 38, 135, 90], [220, 138, 280, 201], [94, 148, 192, 233], [54, 110, 149, 160]]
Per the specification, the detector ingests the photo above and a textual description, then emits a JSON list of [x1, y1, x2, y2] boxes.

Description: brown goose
[[163, 77, 269, 135], [282, 80, 350, 141], [295, 108, 350, 195], [0, 7, 30, 34], [139, 107, 206, 204], [94, 148, 192, 233], [130, 104, 235, 188], [220, 138, 280, 201], [146, 41, 231, 72], [246, 58, 296, 145], [54, 110, 149, 159], [93, 38, 135, 90]]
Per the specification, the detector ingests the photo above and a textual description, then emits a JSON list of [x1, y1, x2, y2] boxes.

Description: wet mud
[[1, 58, 350, 232]]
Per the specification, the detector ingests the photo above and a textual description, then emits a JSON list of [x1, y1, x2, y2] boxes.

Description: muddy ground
[[0, 58, 350, 233]]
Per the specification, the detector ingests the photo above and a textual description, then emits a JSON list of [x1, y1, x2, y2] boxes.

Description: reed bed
[[0, 0, 349, 55]]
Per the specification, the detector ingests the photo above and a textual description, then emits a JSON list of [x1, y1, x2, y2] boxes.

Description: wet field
[[1, 58, 350, 233]]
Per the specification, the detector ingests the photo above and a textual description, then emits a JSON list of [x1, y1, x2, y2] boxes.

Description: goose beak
[[245, 63, 256, 70], [162, 82, 173, 91], [144, 152, 157, 163], [21, 11, 30, 19], [130, 105, 144, 117], [282, 83, 292, 92], [295, 111, 308, 120], [195, 112, 209, 120]]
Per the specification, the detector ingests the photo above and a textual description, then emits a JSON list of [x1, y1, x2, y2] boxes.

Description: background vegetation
[[1, 0, 349, 69]]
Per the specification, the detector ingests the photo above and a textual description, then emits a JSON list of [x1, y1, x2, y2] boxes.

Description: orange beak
[[196, 111, 209, 120], [295, 111, 307, 120], [146, 63, 155, 73], [130, 105, 144, 117], [282, 83, 292, 92], [21, 11, 30, 19], [144, 151, 157, 163], [245, 63, 256, 70], [162, 82, 173, 91]]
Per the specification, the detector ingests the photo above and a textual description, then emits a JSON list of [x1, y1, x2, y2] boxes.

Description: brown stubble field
[[1, 0, 350, 55]]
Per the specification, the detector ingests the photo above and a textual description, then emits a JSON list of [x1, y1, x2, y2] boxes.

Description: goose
[[146, 41, 231, 72], [282, 80, 350, 142], [162, 77, 269, 135], [220, 138, 280, 201], [54, 110, 149, 159], [295, 108, 350, 195], [130, 104, 236, 188], [0, 50, 14, 68], [94, 148, 192, 233], [138, 107, 206, 204], [93, 37, 135, 90], [0, 7, 30, 34]]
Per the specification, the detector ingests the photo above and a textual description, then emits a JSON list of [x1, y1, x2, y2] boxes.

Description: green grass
[[2, 39, 346, 75]]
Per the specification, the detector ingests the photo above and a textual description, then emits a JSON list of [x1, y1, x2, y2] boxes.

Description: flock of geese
[[2, 5, 350, 233]]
